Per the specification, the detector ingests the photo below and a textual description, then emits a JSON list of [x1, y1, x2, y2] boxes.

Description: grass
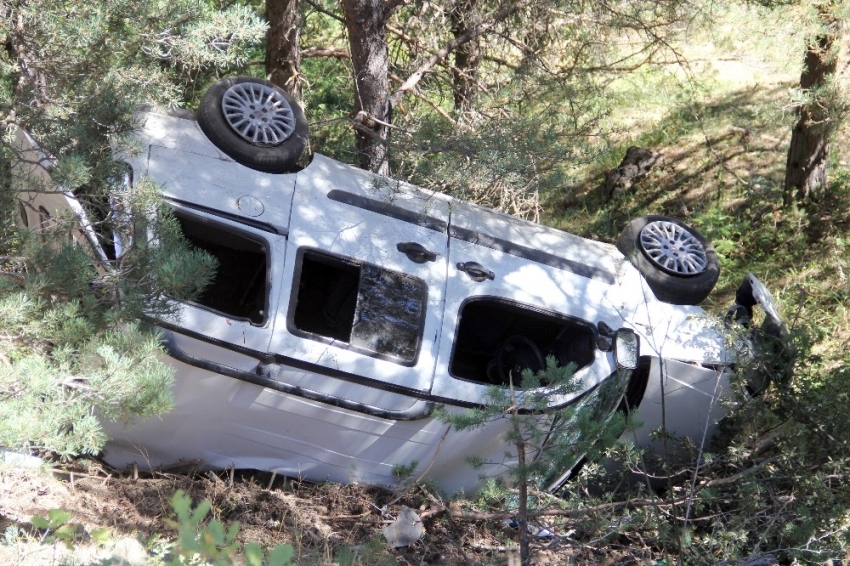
[[544, 73, 850, 312]]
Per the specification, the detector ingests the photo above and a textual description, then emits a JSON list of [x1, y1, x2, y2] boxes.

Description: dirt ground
[[0, 459, 646, 565]]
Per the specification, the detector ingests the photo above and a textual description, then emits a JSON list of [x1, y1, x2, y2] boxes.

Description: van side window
[[292, 250, 426, 364], [176, 213, 268, 324], [450, 299, 596, 386]]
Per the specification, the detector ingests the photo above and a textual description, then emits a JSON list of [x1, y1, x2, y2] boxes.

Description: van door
[[269, 155, 450, 398], [134, 112, 297, 368], [158, 205, 284, 370], [432, 201, 621, 405]]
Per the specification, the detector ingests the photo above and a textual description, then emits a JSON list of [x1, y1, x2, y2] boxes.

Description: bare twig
[[388, 1, 527, 109], [302, 0, 345, 24], [389, 72, 457, 126]]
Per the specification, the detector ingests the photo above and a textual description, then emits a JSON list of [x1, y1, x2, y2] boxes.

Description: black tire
[[197, 76, 308, 174], [617, 215, 719, 305]]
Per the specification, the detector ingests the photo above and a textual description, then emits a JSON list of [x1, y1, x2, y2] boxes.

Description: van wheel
[[617, 215, 719, 305], [197, 76, 308, 174]]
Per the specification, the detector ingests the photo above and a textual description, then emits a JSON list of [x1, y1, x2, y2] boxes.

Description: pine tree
[[0, 1, 266, 458], [437, 358, 632, 565], [783, 0, 847, 207]]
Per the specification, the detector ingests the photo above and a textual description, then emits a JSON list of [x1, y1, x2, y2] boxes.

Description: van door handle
[[457, 261, 495, 282], [396, 242, 438, 263]]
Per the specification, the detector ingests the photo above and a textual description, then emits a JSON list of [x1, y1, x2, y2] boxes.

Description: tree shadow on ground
[[545, 82, 794, 242], [544, 80, 850, 314]]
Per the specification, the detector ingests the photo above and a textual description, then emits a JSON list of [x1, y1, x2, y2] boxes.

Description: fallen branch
[[0, 271, 25, 287], [419, 492, 697, 523], [316, 511, 378, 522]]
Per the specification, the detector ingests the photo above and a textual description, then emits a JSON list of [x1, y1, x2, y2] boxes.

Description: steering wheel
[[493, 335, 545, 386]]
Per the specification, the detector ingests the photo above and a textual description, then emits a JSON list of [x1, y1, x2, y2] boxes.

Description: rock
[[109, 537, 149, 566], [382, 506, 425, 548]]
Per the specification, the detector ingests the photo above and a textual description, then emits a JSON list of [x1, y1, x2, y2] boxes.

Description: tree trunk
[[783, 9, 840, 207], [449, 0, 480, 111], [342, 0, 391, 175], [265, 0, 302, 97], [507, 375, 530, 566]]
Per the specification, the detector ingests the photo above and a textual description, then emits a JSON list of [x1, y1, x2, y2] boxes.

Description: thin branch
[[383, 425, 453, 509], [413, 456, 784, 524], [481, 53, 520, 70], [302, 0, 345, 24], [384, 0, 410, 17], [301, 46, 350, 59], [388, 72, 457, 126], [388, 1, 527, 109]]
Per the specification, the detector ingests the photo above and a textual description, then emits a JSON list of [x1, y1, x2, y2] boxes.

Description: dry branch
[[388, 1, 527, 108]]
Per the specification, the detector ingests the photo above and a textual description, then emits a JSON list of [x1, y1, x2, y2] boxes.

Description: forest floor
[[3, 24, 849, 566], [0, 457, 651, 565]]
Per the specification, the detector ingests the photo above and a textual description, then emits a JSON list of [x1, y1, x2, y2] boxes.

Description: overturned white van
[[11, 77, 783, 493]]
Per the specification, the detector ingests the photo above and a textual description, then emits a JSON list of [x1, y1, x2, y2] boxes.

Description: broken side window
[[450, 298, 597, 386], [176, 213, 268, 325], [291, 250, 427, 365]]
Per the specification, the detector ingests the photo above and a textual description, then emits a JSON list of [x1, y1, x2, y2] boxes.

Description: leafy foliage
[[165, 490, 294, 566], [30, 508, 110, 551]]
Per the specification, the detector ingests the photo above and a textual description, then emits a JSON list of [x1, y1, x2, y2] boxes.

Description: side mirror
[[614, 328, 639, 370]]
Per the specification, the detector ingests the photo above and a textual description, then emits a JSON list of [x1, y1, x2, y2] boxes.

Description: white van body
[[12, 101, 765, 494]]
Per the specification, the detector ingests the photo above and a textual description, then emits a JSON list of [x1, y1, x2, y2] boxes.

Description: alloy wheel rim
[[221, 82, 296, 147], [639, 220, 708, 275]]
